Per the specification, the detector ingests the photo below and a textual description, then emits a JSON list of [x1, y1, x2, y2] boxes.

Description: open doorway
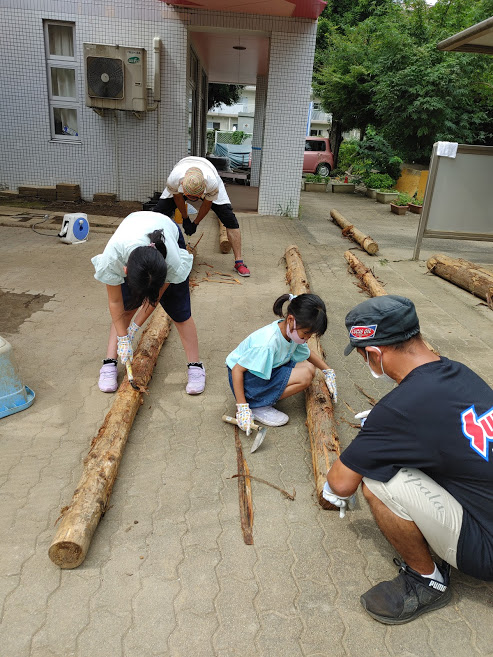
[[189, 29, 269, 213]]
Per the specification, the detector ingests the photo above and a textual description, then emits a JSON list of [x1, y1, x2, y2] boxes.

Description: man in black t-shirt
[[323, 295, 493, 625]]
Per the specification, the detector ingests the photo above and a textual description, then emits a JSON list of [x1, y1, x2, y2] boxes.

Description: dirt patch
[[0, 290, 54, 334], [0, 198, 142, 218]]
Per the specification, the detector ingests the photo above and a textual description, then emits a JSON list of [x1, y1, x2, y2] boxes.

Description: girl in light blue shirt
[[226, 293, 337, 433]]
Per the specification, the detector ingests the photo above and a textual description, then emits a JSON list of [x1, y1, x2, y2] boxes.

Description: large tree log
[[330, 209, 379, 255], [345, 250, 439, 354], [218, 218, 232, 254], [285, 245, 340, 510], [49, 307, 172, 568], [344, 250, 387, 296], [427, 253, 493, 308]]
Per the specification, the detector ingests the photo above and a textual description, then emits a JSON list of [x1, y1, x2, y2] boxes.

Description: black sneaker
[[360, 558, 452, 625]]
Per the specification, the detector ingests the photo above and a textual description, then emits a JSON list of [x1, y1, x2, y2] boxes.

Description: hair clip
[[288, 294, 297, 301], [149, 242, 156, 249]]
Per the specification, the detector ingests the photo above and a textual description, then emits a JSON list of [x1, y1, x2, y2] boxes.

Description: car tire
[[316, 163, 331, 177]]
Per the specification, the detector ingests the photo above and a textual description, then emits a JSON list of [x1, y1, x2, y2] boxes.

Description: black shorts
[[121, 221, 191, 323], [153, 196, 239, 229]]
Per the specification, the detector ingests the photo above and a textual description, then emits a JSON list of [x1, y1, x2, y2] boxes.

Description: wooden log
[[284, 244, 340, 510], [345, 250, 439, 354], [330, 209, 379, 255], [344, 250, 387, 296], [218, 218, 232, 254], [234, 426, 254, 544], [427, 253, 493, 308], [49, 307, 172, 568]]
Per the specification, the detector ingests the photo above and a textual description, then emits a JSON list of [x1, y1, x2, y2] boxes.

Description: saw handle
[[222, 414, 261, 432]]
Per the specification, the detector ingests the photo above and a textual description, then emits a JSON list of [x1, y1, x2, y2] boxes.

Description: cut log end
[[48, 541, 85, 569]]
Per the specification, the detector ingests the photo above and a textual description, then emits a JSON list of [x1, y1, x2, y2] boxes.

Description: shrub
[[412, 196, 424, 205], [355, 130, 403, 181], [337, 140, 359, 171], [364, 173, 395, 190], [305, 174, 328, 183], [392, 192, 413, 206]]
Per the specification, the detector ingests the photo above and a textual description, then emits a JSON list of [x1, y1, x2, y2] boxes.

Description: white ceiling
[[191, 31, 270, 84]]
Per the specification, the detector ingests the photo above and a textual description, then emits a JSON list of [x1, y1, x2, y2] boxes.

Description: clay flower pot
[[408, 203, 423, 214], [390, 203, 408, 215]]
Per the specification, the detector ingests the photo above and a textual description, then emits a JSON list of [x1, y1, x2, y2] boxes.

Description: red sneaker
[[234, 261, 250, 277]]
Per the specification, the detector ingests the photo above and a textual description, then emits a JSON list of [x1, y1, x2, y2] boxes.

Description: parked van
[[303, 137, 334, 177]]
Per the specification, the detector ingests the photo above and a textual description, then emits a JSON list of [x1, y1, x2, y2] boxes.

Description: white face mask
[[366, 347, 394, 384]]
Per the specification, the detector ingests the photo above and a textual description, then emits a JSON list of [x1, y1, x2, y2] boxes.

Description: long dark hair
[[273, 293, 327, 336], [126, 229, 168, 309]]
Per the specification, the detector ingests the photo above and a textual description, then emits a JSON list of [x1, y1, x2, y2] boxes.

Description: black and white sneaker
[[360, 558, 451, 625]]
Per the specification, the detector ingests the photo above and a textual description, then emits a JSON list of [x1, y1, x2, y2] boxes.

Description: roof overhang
[[437, 16, 493, 55], [162, 0, 326, 20]]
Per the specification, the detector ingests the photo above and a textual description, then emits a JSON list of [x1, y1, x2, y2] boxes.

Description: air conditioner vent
[[84, 43, 147, 111], [87, 56, 124, 99]]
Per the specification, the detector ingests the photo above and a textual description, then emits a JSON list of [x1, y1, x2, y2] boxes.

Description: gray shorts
[[363, 468, 463, 568]]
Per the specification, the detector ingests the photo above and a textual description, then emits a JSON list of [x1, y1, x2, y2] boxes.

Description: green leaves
[[314, 0, 493, 164]]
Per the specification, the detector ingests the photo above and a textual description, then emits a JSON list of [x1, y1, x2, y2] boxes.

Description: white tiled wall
[[251, 74, 267, 188], [258, 29, 316, 216], [0, 0, 317, 210]]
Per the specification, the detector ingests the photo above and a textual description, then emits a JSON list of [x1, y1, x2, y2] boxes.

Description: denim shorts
[[121, 222, 191, 323], [227, 360, 296, 408]]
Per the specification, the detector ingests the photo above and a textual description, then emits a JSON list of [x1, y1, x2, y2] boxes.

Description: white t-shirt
[[161, 156, 230, 205], [91, 211, 193, 286]]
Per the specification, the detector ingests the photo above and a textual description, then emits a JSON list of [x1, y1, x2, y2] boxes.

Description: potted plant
[[330, 175, 356, 194], [364, 173, 395, 199], [375, 188, 399, 204], [304, 173, 328, 192], [408, 196, 424, 214], [390, 192, 412, 215]]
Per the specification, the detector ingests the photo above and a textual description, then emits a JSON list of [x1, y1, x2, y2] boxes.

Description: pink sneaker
[[98, 363, 118, 393], [234, 261, 250, 277], [186, 365, 206, 395]]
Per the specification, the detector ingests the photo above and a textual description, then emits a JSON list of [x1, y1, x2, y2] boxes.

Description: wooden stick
[[229, 474, 296, 501], [234, 426, 254, 544], [218, 218, 232, 254], [427, 253, 493, 308], [344, 250, 387, 296], [330, 209, 379, 255], [284, 244, 340, 510], [48, 307, 172, 568]]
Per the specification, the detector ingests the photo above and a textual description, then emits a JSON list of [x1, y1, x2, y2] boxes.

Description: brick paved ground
[[0, 191, 492, 657]]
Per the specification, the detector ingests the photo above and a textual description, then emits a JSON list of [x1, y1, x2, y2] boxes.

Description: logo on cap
[[349, 324, 377, 340]]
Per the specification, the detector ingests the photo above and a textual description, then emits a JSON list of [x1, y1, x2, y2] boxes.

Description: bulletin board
[[412, 144, 493, 260]]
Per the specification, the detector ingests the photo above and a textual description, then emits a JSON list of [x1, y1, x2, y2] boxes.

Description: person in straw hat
[[153, 156, 251, 277]]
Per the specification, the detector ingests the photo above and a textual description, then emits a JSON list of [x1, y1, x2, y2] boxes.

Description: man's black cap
[[344, 295, 420, 356]]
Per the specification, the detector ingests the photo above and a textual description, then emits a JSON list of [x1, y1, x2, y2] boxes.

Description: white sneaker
[[252, 406, 289, 427]]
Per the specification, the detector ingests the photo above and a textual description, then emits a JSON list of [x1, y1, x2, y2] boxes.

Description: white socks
[[421, 562, 444, 583]]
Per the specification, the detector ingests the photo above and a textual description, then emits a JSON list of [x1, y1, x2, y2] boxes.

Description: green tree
[[314, 0, 493, 165], [207, 84, 244, 111]]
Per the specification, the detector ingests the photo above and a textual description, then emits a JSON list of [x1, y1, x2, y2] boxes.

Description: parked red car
[[303, 137, 334, 177]]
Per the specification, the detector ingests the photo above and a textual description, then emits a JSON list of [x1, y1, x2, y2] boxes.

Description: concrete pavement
[[0, 190, 492, 657]]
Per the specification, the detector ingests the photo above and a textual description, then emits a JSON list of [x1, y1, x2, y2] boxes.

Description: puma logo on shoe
[[428, 580, 447, 592]]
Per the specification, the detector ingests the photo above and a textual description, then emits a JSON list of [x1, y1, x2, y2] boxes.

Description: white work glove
[[355, 409, 372, 427], [322, 368, 337, 403], [117, 334, 133, 364], [127, 320, 141, 342], [323, 481, 356, 518], [236, 403, 252, 436]]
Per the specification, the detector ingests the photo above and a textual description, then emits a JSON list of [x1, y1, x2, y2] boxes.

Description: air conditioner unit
[[84, 43, 147, 111]]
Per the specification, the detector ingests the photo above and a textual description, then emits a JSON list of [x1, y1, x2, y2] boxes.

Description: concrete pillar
[[257, 28, 316, 216], [250, 74, 267, 188]]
